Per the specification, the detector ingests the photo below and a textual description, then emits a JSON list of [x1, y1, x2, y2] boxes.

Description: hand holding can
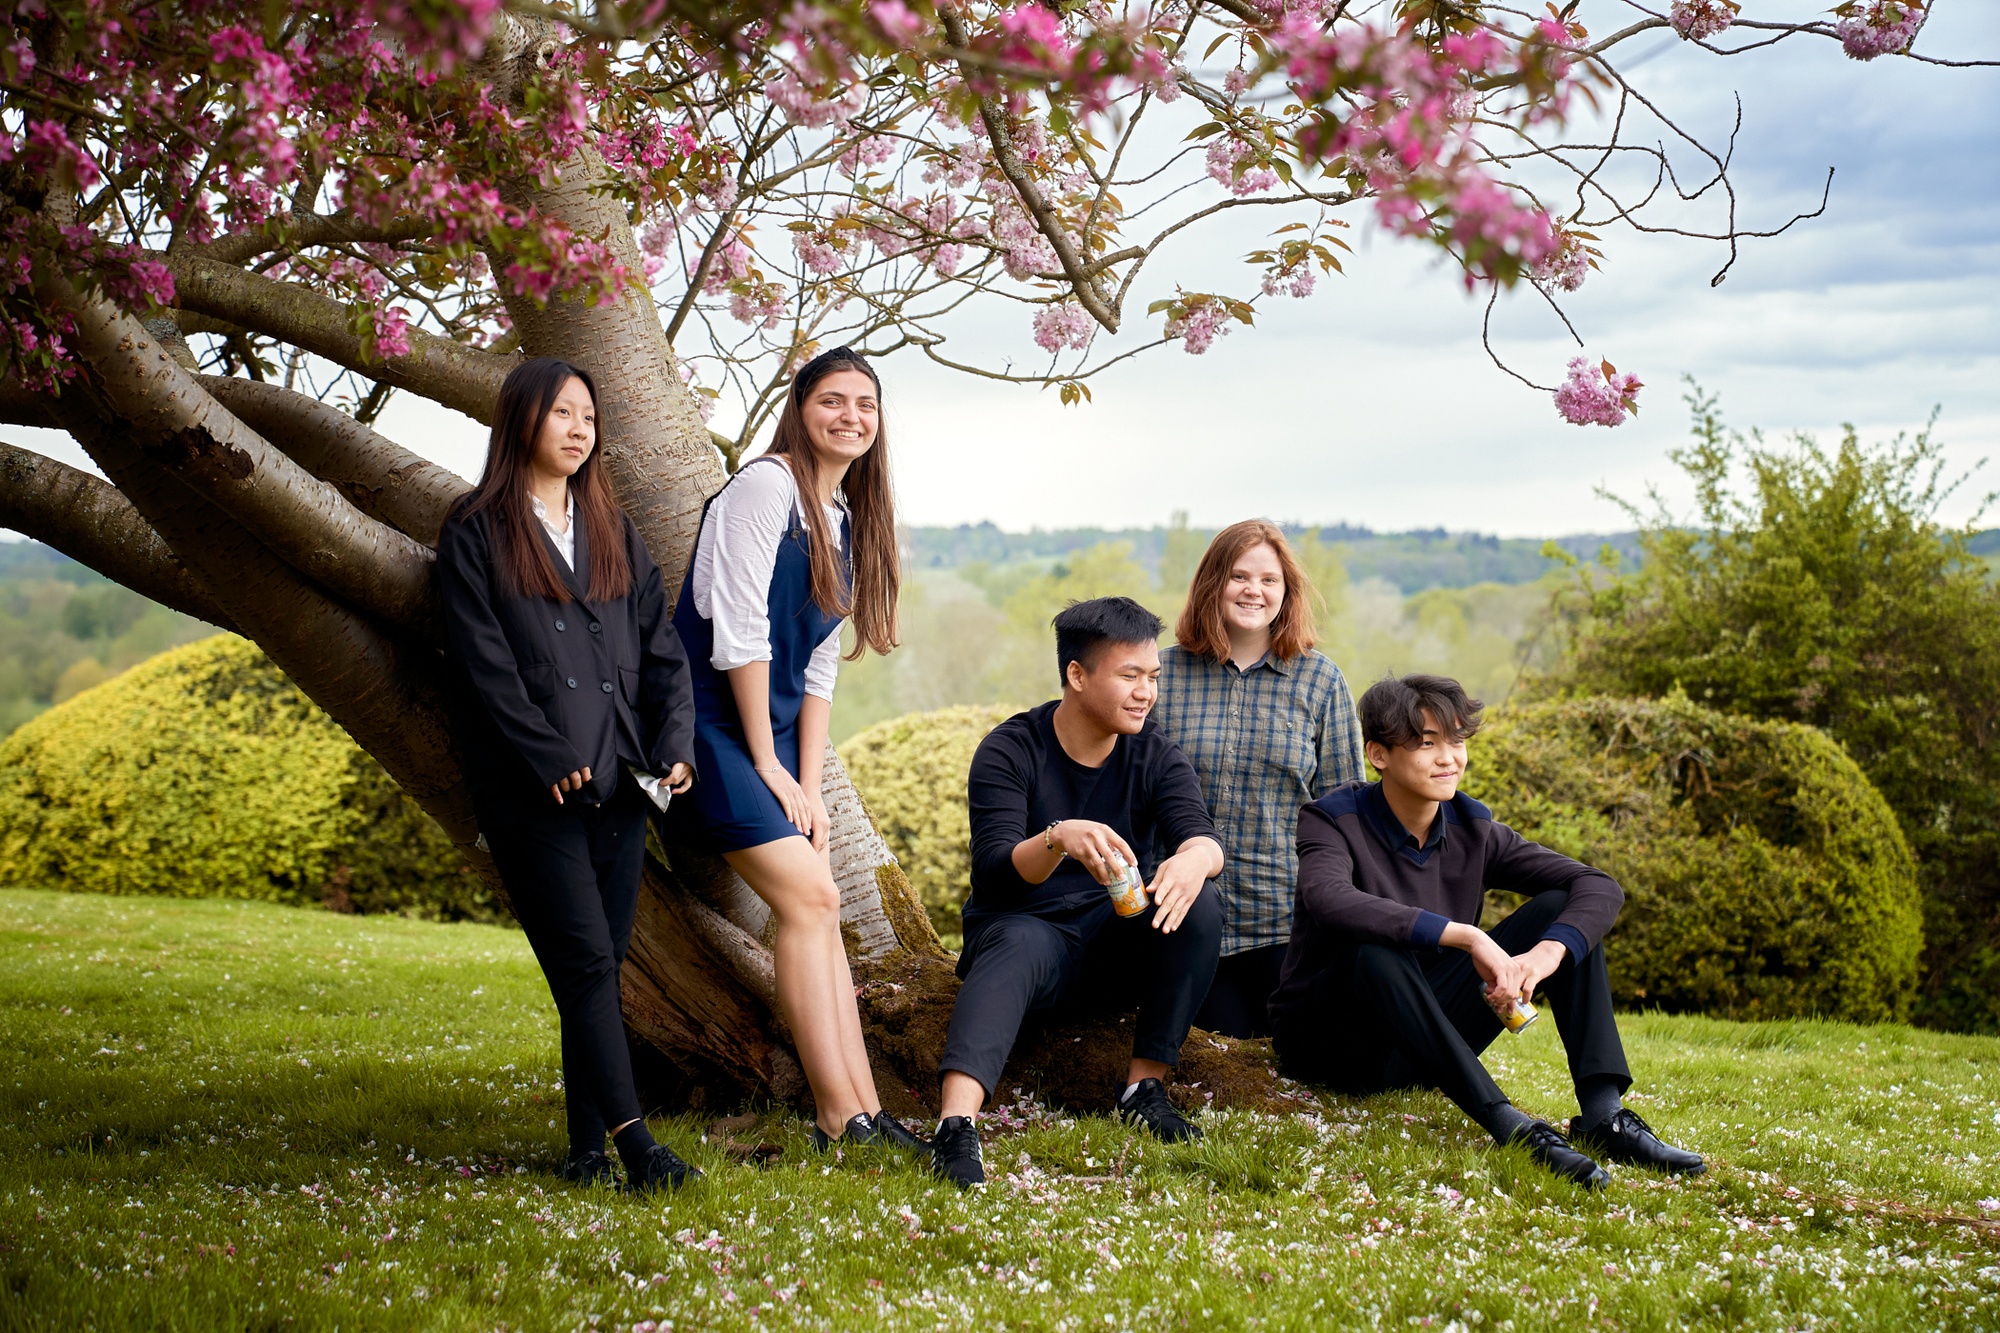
[[1104, 850, 1148, 917]]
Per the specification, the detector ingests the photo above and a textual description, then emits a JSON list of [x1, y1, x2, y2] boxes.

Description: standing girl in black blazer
[[435, 357, 700, 1192]]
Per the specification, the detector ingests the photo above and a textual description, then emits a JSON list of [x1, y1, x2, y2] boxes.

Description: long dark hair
[[760, 346, 898, 657], [459, 357, 632, 603]]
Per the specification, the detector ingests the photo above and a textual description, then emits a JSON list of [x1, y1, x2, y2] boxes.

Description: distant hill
[[904, 522, 1647, 593]]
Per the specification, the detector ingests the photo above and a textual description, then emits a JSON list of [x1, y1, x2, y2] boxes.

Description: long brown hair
[[1174, 519, 1318, 663], [458, 357, 632, 604], [758, 346, 898, 658]]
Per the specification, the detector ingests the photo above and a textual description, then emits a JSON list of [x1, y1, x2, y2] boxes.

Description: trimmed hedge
[[0, 634, 495, 920], [840, 704, 1017, 942], [1464, 694, 1923, 1023]]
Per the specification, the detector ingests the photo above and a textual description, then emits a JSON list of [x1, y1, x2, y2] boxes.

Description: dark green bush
[[0, 634, 498, 921], [1465, 694, 1922, 1023]]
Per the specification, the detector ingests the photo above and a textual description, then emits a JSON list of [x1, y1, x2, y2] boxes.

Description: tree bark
[[200, 376, 470, 545], [0, 439, 237, 630], [165, 249, 513, 425], [44, 278, 439, 632]]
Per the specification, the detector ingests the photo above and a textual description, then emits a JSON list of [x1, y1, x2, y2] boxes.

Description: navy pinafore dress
[[671, 462, 850, 851]]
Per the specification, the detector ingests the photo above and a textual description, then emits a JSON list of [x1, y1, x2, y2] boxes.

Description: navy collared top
[[1269, 781, 1623, 1026]]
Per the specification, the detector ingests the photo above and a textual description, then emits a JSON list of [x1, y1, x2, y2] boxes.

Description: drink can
[[1105, 851, 1148, 917], [1501, 994, 1538, 1034]]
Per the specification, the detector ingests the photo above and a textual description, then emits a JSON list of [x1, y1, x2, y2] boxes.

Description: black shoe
[[930, 1116, 985, 1189], [868, 1110, 930, 1153], [1509, 1120, 1609, 1190], [625, 1143, 701, 1193], [559, 1150, 617, 1187], [810, 1112, 878, 1153], [1115, 1077, 1202, 1143], [1572, 1108, 1706, 1176]]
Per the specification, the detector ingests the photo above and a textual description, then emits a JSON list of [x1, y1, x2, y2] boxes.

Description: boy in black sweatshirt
[[1269, 673, 1703, 1187]]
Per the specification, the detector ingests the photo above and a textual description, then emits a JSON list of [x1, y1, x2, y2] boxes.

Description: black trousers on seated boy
[[942, 885, 1224, 1101], [1273, 888, 1626, 1127]]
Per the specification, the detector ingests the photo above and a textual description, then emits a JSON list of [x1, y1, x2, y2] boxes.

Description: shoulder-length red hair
[[760, 346, 899, 658], [457, 357, 632, 604], [1174, 519, 1318, 663]]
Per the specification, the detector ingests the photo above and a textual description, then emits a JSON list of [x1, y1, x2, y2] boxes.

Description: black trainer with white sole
[[1116, 1077, 1203, 1143], [930, 1116, 985, 1188]]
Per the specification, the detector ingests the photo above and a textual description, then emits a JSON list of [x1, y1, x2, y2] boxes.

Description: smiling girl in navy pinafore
[[668, 347, 927, 1155]]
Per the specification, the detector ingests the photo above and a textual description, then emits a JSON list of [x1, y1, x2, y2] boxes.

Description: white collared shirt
[[688, 457, 846, 703], [529, 487, 669, 812], [530, 490, 576, 570]]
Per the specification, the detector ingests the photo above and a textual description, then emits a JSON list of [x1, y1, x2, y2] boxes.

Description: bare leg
[[939, 1070, 987, 1121], [725, 836, 874, 1136], [1125, 1057, 1168, 1089]]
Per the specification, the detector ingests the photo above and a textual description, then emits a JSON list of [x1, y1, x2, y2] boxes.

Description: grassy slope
[[2, 890, 1997, 1332]]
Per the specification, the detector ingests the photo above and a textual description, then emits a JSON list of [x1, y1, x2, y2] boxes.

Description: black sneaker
[[625, 1143, 701, 1193], [868, 1111, 930, 1153], [930, 1116, 985, 1189], [1509, 1119, 1609, 1190], [811, 1113, 878, 1153], [559, 1150, 616, 1187], [1115, 1077, 1202, 1143], [1572, 1108, 1705, 1176]]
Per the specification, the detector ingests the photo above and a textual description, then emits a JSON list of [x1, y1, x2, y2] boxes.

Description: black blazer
[[435, 502, 696, 808]]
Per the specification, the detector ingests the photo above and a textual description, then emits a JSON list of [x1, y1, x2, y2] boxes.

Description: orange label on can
[[1106, 856, 1148, 917]]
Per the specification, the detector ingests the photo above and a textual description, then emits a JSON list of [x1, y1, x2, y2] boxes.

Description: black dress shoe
[[810, 1112, 878, 1153], [559, 1150, 617, 1187], [930, 1116, 985, 1189], [1509, 1120, 1610, 1190], [1572, 1108, 1706, 1176], [868, 1111, 930, 1152], [1115, 1078, 1202, 1143], [625, 1143, 701, 1193]]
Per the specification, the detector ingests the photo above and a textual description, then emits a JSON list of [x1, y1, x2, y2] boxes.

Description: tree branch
[[43, 393, 483, 864], [163, 250, 513, 423], [199, 376, 471, 546], [0, 439, 237, 630], [939, 8, 1122, 332], [201, 212, 441, 268], [39, 272, 440, 631]]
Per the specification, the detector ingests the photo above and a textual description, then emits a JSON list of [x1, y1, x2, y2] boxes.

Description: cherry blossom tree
[[0, 0, 1989, 1113]]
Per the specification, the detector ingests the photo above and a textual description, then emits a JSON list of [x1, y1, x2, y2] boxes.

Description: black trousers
[[940, 886, 1223, 1096], [1193, 941, 1287, 1039], [1273, 891, 1630, 1121], [478, 774, 652, 1152]]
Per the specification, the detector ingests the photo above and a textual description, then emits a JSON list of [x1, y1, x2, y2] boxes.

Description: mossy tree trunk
[[1, 14, 1286, 1120]]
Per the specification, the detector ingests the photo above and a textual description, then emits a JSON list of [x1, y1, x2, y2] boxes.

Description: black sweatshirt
[[963, 701, 1218, 934], [1269, 782, 1623, 1023]]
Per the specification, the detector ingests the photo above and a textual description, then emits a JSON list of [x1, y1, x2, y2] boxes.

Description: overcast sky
[[8, 1, 1995, 544]]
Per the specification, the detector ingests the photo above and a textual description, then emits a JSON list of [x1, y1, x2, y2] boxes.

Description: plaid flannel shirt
[[1153, 644, 1365, 955]]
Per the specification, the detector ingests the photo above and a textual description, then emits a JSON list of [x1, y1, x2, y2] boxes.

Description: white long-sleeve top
[[689, 456, 846, 703]]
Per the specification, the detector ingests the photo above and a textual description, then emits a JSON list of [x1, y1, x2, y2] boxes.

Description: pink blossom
[[1165, 300, 1230, 355], [869, 0, 927, 47], [729, 282, 787, 329], [1031, 301, 1093, 353], [1553, 356, 1642, 427], [793, 230, 843, 276], [22, 121, 101, 190], [1261, 265, 1315, 299], [1205, 138, 1279, 196], [1530, 229, 1590, 292], [370, 306, 413, 359], [1669, 0, 1736, 41], [837, 135, 897, 178], [1836, 1, 1924, 60]]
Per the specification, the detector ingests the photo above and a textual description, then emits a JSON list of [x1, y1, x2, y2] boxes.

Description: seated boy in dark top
[[1268, 673, 1703, 1189], [930, 598, 1226, 1189]]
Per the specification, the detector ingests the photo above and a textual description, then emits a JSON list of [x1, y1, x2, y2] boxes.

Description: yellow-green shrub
[[0, 634, 494, 920], [1464, 694, 1922, 1023], [840, 704, 1017, 942]]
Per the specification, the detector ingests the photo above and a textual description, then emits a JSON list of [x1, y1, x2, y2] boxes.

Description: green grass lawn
[[2, 889, 1997, 1331]]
